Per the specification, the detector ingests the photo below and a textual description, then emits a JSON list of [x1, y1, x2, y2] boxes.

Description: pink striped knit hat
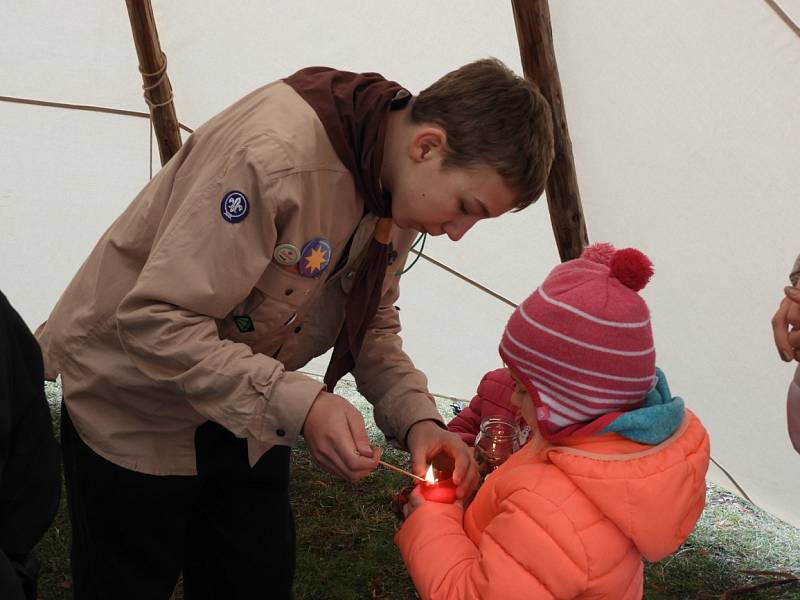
[[498, 243, 657, 441]]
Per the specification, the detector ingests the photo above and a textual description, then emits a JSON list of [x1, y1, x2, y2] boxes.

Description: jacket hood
[[601, 367, 685, 444], [546, 408, 709, 561]]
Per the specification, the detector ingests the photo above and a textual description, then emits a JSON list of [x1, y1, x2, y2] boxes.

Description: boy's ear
[[409, 127, 446, 162]]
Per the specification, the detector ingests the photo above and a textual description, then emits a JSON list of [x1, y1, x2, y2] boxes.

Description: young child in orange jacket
[[395, 243, 710, 600]]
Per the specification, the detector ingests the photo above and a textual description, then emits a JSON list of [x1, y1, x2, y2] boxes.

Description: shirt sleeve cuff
[[391, 399, 446, 450], [262, 371, 325, 446]]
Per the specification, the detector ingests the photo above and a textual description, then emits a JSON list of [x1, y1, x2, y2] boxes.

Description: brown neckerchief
[[283, 67, 411, 391]]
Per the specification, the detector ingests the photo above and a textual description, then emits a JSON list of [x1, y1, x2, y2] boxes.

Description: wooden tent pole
[[511, 0, 588, 262], [126, 0, 182, 166]]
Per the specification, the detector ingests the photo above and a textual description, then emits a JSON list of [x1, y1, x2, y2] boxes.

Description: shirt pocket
[[216, 263, 318, 356]]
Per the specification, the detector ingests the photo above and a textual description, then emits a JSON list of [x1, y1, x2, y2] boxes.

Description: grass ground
[[36, 380, 800, 599]]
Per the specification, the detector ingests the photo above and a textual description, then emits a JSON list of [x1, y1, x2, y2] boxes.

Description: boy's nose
[[446, 228, 466, 242], [444, 216, 479, 241]]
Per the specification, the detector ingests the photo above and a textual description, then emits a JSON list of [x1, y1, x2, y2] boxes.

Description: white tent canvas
[[2, 1, 799, 525]]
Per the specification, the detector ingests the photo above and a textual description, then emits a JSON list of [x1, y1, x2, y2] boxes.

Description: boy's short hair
[[411, 58, 555, 210]]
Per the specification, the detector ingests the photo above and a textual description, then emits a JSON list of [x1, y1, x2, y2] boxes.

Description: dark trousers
[[61, 402, 295, 600]]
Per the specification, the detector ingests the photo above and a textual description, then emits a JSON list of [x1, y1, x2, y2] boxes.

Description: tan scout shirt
[[38, 81, 443, 475]]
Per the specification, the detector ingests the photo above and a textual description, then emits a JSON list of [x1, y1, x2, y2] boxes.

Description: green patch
[[233, 315, 255, 333]]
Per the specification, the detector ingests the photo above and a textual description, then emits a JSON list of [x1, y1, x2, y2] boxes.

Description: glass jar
[[474, 416, 521, 477]]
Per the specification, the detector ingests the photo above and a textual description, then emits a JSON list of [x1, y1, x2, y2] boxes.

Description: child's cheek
[[520, 396, 538, 426]]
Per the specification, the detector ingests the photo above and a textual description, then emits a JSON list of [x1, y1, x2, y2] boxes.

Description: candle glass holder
[[420, 472, 458, 503], [474, 416, 521, 477]]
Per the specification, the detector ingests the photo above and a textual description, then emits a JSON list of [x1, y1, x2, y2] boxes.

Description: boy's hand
[[302, 391, 383, 482], [406, 420, 479, 499]]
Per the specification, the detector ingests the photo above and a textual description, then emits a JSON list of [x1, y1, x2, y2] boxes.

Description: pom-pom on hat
[[499, 243, 657, 441]]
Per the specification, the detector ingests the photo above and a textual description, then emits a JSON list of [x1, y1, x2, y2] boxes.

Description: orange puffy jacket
[[396, 410, 709, 599]]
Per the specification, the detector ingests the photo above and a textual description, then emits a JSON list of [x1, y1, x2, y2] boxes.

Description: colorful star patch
[[298, 238, 331, 278], [220, 191, 249, 223]]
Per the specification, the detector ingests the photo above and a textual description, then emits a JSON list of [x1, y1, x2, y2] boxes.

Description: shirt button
[[285, 288, 293, 296], [346, 271, 355, 279], [294, 325, 302, 334], [276, 429, 286, 437]]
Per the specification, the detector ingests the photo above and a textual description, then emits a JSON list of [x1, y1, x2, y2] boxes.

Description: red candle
[[420, 465, 458, 504]]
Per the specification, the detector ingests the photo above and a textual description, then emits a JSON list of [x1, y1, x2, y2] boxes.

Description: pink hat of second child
[[498, 243, 657, 441]]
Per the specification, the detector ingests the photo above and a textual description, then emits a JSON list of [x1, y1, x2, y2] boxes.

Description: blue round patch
[[298, 238, 332, 278], [220, 191, 249, 223]]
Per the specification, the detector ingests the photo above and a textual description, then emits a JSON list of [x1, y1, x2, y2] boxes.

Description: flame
[[424, 464, 436, 484]]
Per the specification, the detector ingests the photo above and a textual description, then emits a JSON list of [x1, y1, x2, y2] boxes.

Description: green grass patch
[[36, 380, 800, 599]]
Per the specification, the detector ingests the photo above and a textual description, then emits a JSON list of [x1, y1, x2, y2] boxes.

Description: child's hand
[[401, 485, 424, 519], [390, 484, 415, 522], [402, 485, 464, 519]]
